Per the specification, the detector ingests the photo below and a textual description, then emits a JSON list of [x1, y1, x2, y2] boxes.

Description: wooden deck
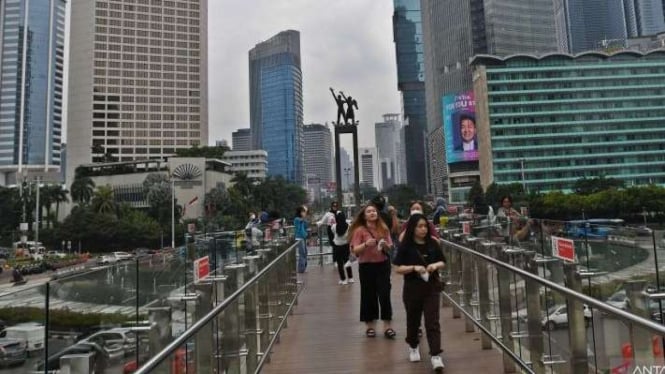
[[263, 265, 504, 373]]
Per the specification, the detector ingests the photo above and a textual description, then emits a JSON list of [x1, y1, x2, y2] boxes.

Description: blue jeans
[[297, 238, 307, 273]]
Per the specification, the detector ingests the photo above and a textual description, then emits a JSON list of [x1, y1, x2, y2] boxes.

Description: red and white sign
[[552, 236, 575, 262], [193, 256, 210, 283], [462, 221, 471, 235]]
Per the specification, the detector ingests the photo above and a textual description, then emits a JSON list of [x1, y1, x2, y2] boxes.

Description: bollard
[[497, 248, 517, 373], [243, 255, 262, 373], [221, 263, 248, 374], [563, 263, 589, 374], [476, 241, 493, 349], [524, 254, 545, 373]]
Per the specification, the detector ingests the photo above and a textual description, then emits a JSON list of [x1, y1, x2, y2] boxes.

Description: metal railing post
[[524, 254, 544, 373], [476, 241, 493, 350], [564, 263, 589, 374], [462, 238, 476, 333], [319, 225, 324, 267], [243, 255, 262, 373], [497, 248, 517, 373], [221, 263, 248, 374], [193, 281, 213, 373], [448, 237, 462, 319], [256, 247, 275, 360], [626, 280, 651, 366]]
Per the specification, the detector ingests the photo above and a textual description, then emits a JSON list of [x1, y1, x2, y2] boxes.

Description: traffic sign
[[551, 236, 575, 262], [462, 221, 471, 235], [193, 256, 210, 283]]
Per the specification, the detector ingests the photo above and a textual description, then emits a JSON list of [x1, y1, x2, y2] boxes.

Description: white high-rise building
[[358, 147, 379, 191], [66, 0, 208, 185], [375, 114, 405, 190], [340, 147, 353, 191]]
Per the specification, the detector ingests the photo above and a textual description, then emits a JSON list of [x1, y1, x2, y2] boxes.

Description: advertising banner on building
[[443, 91, 478, 164]]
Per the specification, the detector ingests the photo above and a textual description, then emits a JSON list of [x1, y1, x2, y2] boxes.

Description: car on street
[[35, 341, 122, 372], [96, 255, 118, 266], [0, 338, 27, 367], [80, 327, 138, 357], [46, 251, 67, 259], [605, 290, 630, 310], [113, 251, 133, 262], [542, 304, 592, 331]]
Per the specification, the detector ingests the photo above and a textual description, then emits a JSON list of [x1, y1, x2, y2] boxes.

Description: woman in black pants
[[394, 213, 446, 371], [349, 204, 395, 339], [331, 210, 354, 285]]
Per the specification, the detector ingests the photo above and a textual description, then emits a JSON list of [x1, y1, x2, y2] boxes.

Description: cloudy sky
[[208, 0, 402, 149]]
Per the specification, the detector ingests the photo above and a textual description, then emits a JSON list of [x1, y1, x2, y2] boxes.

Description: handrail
[[134, 241, 298, 374], [441, 238, 665, 336]]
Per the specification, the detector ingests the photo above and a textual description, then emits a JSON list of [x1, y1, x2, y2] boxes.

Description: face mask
[[410, 210, 423, 216]]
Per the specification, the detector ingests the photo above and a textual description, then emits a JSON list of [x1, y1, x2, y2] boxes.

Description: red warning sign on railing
[[462, 221, 471, 235], [551, 236, 575, 262], [193, 255, 210, 283]]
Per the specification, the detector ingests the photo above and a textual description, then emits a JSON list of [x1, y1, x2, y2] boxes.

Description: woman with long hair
[[394, 213, 446, 371], [349, 204, 395, 339], [331, 210, 353, 285]]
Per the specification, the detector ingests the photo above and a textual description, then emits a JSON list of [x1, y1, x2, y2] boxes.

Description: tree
[[574, 176, 624, 195], [467, 180, 484, 206], [71, 177, 95, 205], [142, 173, 176, 228], [52, 186, 69, 222], [91, 185, 116, 215], [175, 145, 229, 159], [384, 184, 419, 216]]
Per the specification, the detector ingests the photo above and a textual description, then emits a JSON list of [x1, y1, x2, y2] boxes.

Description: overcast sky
[[208, 0, 402, 149]]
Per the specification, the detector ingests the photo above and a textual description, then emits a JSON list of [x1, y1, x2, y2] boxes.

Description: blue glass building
[[0, 0, 65, 182], [472, 51, 665, 192], [249, 30, 304, 185], [393, 0, 427, 195]]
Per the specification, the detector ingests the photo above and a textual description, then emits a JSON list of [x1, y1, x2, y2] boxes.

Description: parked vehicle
[[542, 304, 592, 331], [96, 255, 118, 266], [45, 251, 67, 259], [80, 328, 137, 356], [4, 324, 44, 355], [113, 252, 133, 262], [605, 290, 629, 310], [0, 338, 27, 367], [35, 341, 122, 372]]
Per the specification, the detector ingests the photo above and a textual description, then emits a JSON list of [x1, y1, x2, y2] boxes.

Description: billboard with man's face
[[443, 91, 478, 164]]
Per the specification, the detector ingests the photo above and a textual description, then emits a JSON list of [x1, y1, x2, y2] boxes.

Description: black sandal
[[384, 328, 396, 339], [366, 328, 376, 338]]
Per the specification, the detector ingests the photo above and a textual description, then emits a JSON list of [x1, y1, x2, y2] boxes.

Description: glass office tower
[[249, 30, 304, 184], [393, 0, 427, 195], [473, 51, 665, 192], [0, 0, 66, 183]]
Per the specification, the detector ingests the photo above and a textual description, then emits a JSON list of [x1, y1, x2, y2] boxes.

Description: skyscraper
[[554, 0, 628, 53], [375, 114, 404, 189], [392, 0, 427, 195], [421, 0, 558, 201], [624, 0, 665, 37], [0, 0, 66, 185], [249, 30, 303, 184], [231, 128, 251, 151], [66, 0, 209, 185], [358, 148, 379, 191], [303, 123, 333, 187]]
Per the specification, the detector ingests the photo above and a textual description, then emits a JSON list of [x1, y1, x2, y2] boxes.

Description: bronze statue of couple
[[330, 87, 358, 125]]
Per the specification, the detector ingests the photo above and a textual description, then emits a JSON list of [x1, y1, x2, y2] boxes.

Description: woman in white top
[[331, 210, 354, 285]]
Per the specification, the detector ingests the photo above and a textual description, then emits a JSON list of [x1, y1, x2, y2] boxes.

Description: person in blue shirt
[[294, 206, 309, 273]]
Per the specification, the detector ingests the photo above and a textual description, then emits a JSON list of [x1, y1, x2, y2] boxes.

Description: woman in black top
[[393, 213, 446, 372]]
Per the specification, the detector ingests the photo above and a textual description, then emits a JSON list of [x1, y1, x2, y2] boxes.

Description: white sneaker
[[347, 278, 355, 284], [431, 355, 444, 371], [338, 280, 347, 285], [409, 347, 421, 362]]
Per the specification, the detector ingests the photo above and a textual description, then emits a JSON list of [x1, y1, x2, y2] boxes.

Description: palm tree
[[52, 186, 69, 223], [71, 177, 95, 205], [92, 185, 116, 215]]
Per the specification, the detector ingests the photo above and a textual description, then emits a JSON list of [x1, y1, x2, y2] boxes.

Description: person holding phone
[[349, 203, 395, 339], [393, 213, 446, 371]]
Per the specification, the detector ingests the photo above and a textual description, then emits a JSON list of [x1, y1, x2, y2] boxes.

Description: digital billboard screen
[[443, 91, 478, 164]]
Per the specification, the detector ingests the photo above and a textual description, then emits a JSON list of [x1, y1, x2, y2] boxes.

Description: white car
[[80, 328, 138, 357], [112, 251, 133, 262], [542, 304, 592, 331], [96, 255, 118, 266], [45, 251, 67, 259], [605, 290, 629, 310]]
